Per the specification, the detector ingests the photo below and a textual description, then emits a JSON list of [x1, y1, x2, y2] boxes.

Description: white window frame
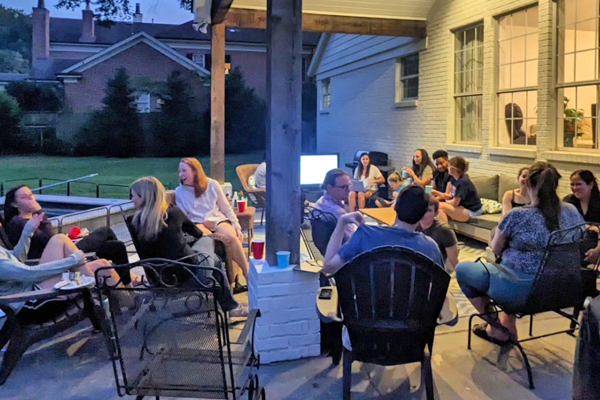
[[192, 54, 206, 69], [496, 6, 539, 148], [396, 53, 419, 104], [556, 0, 600, 152], [136, 93, 151, 113], [453, 24, 484, 144], [321, 78, 331, 111]]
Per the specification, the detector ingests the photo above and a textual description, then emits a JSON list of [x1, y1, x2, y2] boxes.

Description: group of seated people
[[0, 157, 251, 320], [318, 155, 600, 346]]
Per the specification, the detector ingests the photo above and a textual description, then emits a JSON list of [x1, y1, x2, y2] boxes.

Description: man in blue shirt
[[323, 186, 444, 275]]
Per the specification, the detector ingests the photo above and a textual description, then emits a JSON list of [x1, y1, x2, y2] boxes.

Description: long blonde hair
[[131, 177, 169, 241], [180, 157, 208, 198]]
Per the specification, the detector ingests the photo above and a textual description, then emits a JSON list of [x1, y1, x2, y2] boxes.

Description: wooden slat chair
[[236, 164, 266, 225], [467, 222, 599, 389], [165, 190, 237, 286], [333, 246, 450, 400]]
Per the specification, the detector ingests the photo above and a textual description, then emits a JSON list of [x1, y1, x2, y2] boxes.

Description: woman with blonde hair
[[129, 177, 247, 319], [174, 158, 250, 288]]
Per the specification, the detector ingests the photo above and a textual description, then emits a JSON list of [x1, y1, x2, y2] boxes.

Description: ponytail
[[528, 162, 561, 232]]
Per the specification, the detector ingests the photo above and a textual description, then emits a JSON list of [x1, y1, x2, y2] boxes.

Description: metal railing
[[0, 177, 132, 198]]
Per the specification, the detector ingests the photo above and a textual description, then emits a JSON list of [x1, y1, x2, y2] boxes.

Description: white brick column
[[249, 259, 321, 364], [537, 0, 557, 159]]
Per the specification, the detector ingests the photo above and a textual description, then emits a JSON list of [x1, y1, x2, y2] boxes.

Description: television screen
[[300, 154, 339, 186]]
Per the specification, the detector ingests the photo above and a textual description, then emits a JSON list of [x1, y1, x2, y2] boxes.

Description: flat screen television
[[300, 154, 340, 187]]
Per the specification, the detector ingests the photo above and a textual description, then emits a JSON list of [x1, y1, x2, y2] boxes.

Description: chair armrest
[[232, 309, 261, 345], [0, 288, 64, 305]]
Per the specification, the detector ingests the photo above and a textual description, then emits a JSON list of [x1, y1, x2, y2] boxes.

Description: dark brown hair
[[449, 156, 468, 175], [321, 169, 349, 190], [571, 170, 600, 200], [356, 152, 371, 179], [528, 162, 562, 231]]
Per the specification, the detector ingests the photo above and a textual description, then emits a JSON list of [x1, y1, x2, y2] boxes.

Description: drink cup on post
[[251, 239, 265, 260], [238, 200, 246, 213], [276, 251, 291, 268]]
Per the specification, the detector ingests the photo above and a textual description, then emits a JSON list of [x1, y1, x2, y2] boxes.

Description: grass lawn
[[0, 153, 263, 199]]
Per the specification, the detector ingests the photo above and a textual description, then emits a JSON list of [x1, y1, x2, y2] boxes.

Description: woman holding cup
[[175, 158, 250, 286], [402, 149, 435, 188]]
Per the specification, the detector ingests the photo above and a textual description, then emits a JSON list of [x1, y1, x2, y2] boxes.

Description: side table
[[235, 206, 255, 259]]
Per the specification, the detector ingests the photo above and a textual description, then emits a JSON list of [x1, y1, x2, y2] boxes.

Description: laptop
[[350, 180, 367, 192]]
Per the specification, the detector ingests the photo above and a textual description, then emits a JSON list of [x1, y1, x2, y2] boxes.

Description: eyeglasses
[[335, 185, 350, 190]]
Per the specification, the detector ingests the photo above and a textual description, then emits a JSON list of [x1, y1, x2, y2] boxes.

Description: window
[[192, 54, 206, 68], [557, 0, 600, 149], [396, 54, 419, 102], [454, 24, 484, 143], [497, 7, 539, 146], [136, 93, 150, 113], [321, 79, 331, 111]]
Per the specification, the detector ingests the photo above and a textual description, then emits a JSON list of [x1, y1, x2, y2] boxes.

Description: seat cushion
[[471, 175, 500, 202], [467, 213, 502, 230], [498, 174, 521, 201]]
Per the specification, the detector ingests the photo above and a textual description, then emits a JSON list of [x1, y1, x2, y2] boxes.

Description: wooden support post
[[211, 23, 226, 183], [265, 0, 302, 265]]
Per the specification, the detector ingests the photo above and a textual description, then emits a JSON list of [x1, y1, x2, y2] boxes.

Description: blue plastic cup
[[425, 185, 433, 194], [276, 251, 291, 268]]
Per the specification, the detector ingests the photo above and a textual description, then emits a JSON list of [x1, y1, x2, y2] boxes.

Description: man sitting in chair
[[314, 169, 356, 241], [323, 186, 444, 276]]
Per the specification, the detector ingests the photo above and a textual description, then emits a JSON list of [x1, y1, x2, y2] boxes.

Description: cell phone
[[319, 288, 333, 300]]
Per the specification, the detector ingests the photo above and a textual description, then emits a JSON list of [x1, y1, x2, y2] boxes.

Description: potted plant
[[564, 96, 584, 146]]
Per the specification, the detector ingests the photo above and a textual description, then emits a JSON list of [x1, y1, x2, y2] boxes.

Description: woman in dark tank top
[[501, 167, 531, 216]]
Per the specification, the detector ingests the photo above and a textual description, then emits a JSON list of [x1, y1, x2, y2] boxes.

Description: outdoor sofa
[[447, 173, 519, 243]]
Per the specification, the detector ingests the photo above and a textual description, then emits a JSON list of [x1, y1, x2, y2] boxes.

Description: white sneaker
[[229, 305, 249, 323]]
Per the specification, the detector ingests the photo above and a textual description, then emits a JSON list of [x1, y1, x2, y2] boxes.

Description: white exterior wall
[[315, 0, 600, 197]]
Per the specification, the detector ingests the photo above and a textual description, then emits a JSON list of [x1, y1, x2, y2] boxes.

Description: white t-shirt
[[353, 165, 382, 192], [174, 179, 242, 231]]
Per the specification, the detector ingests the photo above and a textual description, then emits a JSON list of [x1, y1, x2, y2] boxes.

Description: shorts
[[467, 208, 484, 218]]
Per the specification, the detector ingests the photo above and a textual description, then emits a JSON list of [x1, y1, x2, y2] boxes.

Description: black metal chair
[[467, 222, 600, 389], [333, 246, 450, 400], [304, 206, 338, 257], [95, 258, 263, 400]]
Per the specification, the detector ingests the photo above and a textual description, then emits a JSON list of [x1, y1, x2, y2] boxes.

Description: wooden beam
[[265, 0, 302, 265], [226, 8, 427, 37], [210, 23, 225, 183], [211, 0, 234, 25]]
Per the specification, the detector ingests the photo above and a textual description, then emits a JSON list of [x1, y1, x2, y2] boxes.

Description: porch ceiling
[[230, 0, 434, 21]]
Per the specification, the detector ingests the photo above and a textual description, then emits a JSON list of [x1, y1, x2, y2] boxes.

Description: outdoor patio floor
[[0, 213, 582, 400]]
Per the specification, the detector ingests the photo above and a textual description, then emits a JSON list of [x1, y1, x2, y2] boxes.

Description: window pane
[[526, 34, 538, 60], [457, 96, 481, 142], [576, 19, 597, 52], [526, 60, 538, 87], [577, 85, 597, 118], [402, 54, 419, 76], [577, 0, 598, 22], [563, 86, 578, 147], [499, 16, 511, 41], [499, 40, 510, 65], [562, 53, 576, 83], [564, 24, 576, 53], [576, 50, 597, 81], [563, 0, 577, 25], [455, 72, 464, 93], [465, 28, 476, 48], [512, 36, 526, 63], [512, 10, 527, 37], [499, 65, 510, 89], [499, 93, 513, 145], [477, 25, 484, 45], [404, 78, 419, 99], [512, 62, 526, 88], [527, 7, 539, 34]]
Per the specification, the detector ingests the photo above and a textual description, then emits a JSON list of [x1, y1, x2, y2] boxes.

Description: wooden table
[[359, 208, 396, 226], [235, 206, 256, 259]]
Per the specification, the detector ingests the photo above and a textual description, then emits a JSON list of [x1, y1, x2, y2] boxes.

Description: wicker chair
[[333, 246, 450, 400], [236, 164, 266, 225], [467, 222, 600, 389]]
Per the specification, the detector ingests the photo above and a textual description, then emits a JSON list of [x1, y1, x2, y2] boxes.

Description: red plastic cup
[[238, 200, 246, 213], [68, 226, 81, 240], [251, 239, 265, 260]]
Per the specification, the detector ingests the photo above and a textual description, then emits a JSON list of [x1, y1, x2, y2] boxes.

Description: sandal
[[473, 323, 510, 346], [233, 282, 248, 294]]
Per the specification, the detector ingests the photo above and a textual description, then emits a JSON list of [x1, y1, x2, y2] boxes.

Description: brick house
[[30, 0, 319, 114], [309, 0, 600, 196]]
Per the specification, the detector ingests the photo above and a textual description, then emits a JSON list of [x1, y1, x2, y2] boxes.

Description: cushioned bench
[[447, 173, 519, 243]]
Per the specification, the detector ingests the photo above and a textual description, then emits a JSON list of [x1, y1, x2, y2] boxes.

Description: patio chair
[[303, 206, 338, 257], [0, 287, 106, 385], [333, 246, 450, 400], [236, 164, 266, 226], [467, 222, 599, 389], [95, 259, 263, 400]]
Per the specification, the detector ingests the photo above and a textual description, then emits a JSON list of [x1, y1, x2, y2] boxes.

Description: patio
[[0, 217, 580, 400]]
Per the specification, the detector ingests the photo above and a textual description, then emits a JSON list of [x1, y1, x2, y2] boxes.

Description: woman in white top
[[175, 158, 249, 283], [402, 149, 435, 187], [349, 153, 384, 212]]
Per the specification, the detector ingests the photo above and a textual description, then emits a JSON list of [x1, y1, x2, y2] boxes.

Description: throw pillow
[[481, 198, 503, 214]]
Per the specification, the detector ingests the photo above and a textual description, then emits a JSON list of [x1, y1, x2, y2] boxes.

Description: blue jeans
[[456, 260, 535, 311]]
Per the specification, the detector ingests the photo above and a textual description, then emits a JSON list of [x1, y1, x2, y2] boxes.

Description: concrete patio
[[0, 219, 581, 400]]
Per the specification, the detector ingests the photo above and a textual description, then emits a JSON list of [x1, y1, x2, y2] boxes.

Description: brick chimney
[[32, 0, 49, 61], [79, 0, 96, 43], [133, 3, 143, 23]]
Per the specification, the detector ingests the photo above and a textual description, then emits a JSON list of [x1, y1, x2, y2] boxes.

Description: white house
[[309, 0, 600, 196]]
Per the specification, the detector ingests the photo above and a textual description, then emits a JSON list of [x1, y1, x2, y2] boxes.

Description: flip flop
[[473, 323, 510, 346], [233, 282, 248, 294]]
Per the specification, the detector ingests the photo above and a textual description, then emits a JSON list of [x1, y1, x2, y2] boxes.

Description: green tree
[[5, 81, 63, 112], [76, 68, 144, 157], [223, 67, 266, 153], [153, 71, 204, 156], [0, 6, 32, 70], [57, 0, 193, 23], [0, 91, 21, 154]]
